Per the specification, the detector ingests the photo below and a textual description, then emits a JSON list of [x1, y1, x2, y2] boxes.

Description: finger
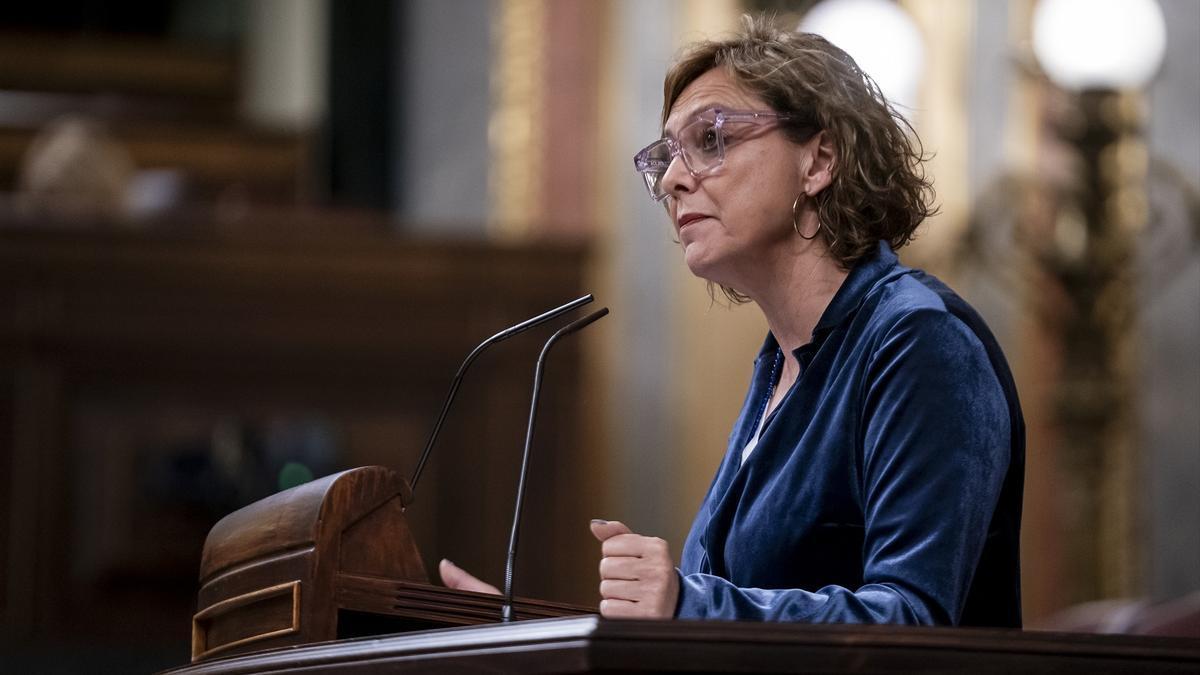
[[602, 558, 674, 592], [439, 559, 500, 595], [599, 556, 640, 581], [598, 598, 640, 619], [601, 534, 669, 559], [590, 519, 633, 542], [599, 578, 643, 601]]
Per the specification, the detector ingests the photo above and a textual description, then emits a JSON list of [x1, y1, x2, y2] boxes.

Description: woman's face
[[661, 68, 818, 292]]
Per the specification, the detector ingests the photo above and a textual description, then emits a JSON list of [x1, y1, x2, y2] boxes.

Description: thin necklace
[[741, 349, 784, 467], [758, 349, 783, 430]]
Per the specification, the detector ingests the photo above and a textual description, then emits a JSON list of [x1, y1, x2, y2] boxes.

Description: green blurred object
[[278, 462, 314, 491]]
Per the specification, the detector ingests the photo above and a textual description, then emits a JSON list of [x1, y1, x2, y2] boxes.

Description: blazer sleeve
[[675, 309, 1011, 624]]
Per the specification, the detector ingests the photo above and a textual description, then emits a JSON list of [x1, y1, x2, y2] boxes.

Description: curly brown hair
[[663, 15, 937, 303]]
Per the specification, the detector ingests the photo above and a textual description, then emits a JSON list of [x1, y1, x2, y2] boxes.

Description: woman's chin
[[681, 243, 712, 278], [682, 246, 730, 285]]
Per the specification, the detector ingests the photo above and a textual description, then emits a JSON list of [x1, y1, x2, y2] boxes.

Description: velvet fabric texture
[[677, 241, 1024, 627]]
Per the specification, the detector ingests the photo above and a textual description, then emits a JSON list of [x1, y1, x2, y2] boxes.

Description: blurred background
[[0, 0, 1195, 671]]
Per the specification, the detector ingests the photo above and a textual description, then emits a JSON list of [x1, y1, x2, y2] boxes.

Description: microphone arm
[[501, 306, 609, 622], [407, 294, 593, 495]]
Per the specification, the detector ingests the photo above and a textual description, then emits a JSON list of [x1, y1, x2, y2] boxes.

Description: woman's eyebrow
[[664, 101, 725, 136]]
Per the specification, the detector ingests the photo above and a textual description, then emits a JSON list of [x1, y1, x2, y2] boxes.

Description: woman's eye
[[700, 126, 720, 152]]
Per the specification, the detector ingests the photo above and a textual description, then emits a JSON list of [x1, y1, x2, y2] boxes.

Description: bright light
[[798, 0, 925, 114], [1032, 0, 1166, 91]]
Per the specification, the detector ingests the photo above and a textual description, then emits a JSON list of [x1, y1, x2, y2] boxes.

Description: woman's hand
[[590, 520, 679, 619], [438, 558, 500, 594]]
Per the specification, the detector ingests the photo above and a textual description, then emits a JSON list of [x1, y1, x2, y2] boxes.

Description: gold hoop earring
[[791, 192, 822, 240]]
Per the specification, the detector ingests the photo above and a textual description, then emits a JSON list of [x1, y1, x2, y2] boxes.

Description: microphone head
[[556, 307, 609, 337]]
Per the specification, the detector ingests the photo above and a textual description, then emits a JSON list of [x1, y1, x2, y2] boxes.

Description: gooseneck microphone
[[408, 294, 594, 495], [501, 306, 609, 622]]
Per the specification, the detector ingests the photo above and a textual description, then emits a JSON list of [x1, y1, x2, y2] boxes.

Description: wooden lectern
[[191, 466, 590, 662], [181, 466, 1200, 674], [173, 615, 1200, 674]]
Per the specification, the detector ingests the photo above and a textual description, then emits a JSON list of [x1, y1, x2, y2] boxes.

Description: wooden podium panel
[[165, 615, 1200, 674], [192, 466, 590, 662], [189, 466, 592, 658]]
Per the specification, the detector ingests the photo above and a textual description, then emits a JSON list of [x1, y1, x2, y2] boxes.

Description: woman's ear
[[801, 131, 836, 196]]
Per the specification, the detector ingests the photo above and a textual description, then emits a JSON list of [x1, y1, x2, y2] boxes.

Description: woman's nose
[[661, 154, 696, 197]]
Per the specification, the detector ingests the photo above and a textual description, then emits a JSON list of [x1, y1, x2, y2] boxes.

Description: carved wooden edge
[[599, 619, 1200, 650], [199, 466, 416, 584], [198, 471, 336, 583], [335, 573, 595, 624], [169, 616, 601, 674], [191, 581, 302, 662], [199, 547, 313, 590], [161, 617, 1200, 675]]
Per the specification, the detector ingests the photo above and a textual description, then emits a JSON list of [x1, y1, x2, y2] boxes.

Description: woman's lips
[[677, 213, 709, 229]]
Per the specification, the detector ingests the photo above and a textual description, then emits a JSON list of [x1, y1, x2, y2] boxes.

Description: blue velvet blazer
[[677, 242, 1024, 627]]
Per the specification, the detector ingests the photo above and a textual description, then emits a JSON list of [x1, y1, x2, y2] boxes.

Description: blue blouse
[[677, 241, 1024, 627]]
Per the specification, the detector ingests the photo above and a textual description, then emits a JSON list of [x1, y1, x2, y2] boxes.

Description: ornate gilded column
[[1050, 89, 1146, 602], [489, 0, 547, 239]]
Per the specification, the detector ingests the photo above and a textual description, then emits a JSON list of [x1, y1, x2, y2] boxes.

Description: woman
[[443, 17, 1024, 627]]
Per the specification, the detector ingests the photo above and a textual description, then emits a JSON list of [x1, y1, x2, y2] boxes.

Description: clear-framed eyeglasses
[[632, 107, 795, 202]]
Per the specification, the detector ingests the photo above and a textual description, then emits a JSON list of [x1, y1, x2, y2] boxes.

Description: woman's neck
[[745, 243, 848, 363]]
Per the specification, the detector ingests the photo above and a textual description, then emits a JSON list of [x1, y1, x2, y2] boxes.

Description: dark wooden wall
[[0, 220, 597, 666]]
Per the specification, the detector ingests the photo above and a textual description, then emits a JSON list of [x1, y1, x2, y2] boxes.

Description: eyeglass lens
[[636, 117, 725, 200]]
